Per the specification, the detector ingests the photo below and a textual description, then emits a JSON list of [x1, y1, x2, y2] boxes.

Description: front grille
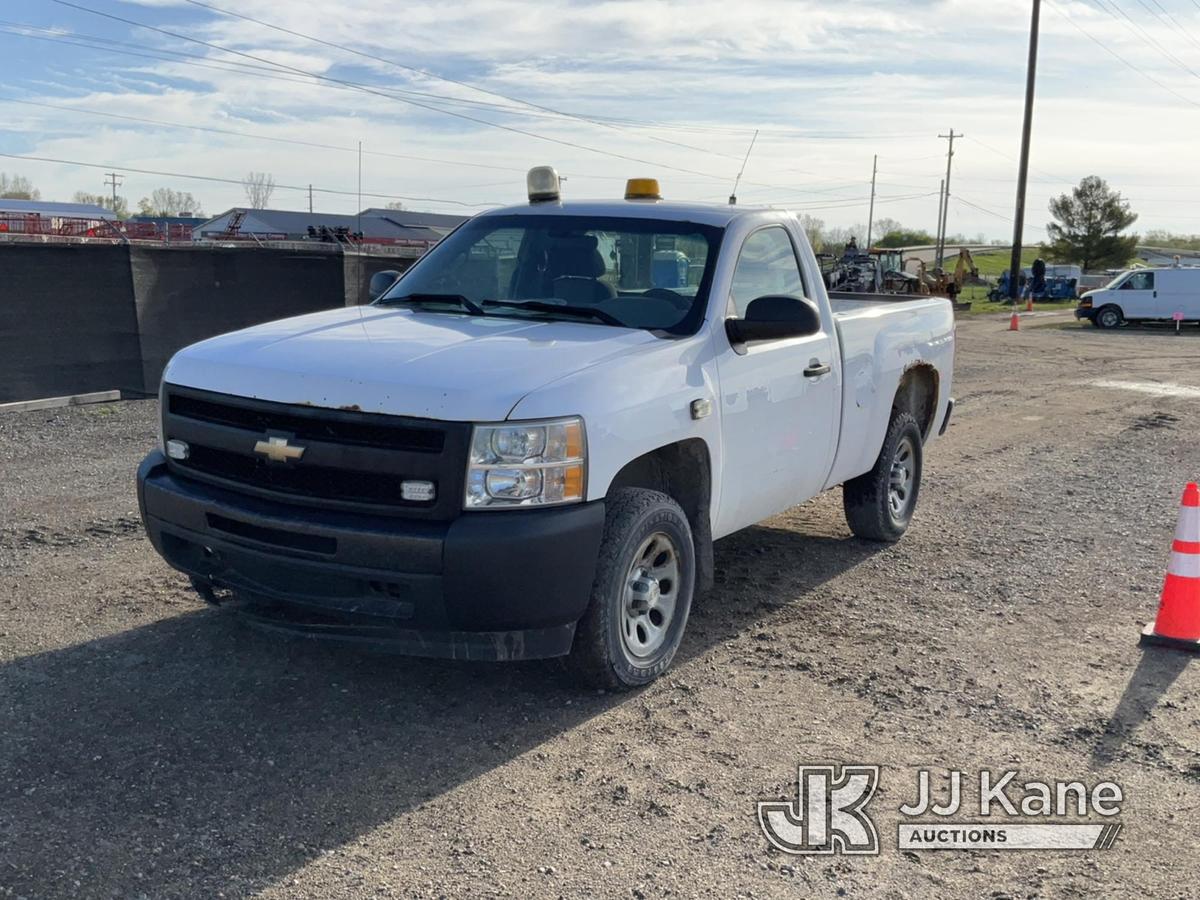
[[169, 393, 444, 453], [185, 444, 411, 506], [163, 386, 469, 519]]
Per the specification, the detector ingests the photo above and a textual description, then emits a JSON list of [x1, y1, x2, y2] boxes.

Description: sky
[[1, 0, 1198, 240]]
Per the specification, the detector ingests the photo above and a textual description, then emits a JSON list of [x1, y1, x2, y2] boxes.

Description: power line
[[1044, 0, 1200, 109], [32, 3, 856, 194], [0, 24, 681, 132], [180, 0, 745, 163], [954, 194, 1048, 231], [48, 0, 750, 184], [1141, 0, 1200, 55], [0, 94, 545, 177], [1091, 0, 1200, 81], [175, 1, 903, 145], [0, 24, 515, 115], [964, 135, 1075, 185], [758, 191, 939, 211], [0, 151, 503, 209], [6, 15, 855, 196], [0, 20, 908, 144]]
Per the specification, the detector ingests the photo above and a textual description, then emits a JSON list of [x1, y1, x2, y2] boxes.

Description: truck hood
[[164, 305, 659, 421]]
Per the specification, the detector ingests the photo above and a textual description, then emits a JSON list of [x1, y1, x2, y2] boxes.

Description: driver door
[[712, 225, 839, 537]]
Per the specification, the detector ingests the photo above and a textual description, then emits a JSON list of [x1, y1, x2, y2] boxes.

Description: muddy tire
[[1095, 305, 1123, 329], [568, 489, 694, 690], [843, 411, 923, 543]]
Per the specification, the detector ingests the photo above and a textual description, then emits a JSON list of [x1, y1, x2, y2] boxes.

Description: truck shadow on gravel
[[0, 525, 881, 898]]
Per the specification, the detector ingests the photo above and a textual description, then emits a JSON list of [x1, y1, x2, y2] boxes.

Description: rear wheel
[[1095, 304, 1123, 329], [843, 411, 923, 543], [568, 489, 695, 690]]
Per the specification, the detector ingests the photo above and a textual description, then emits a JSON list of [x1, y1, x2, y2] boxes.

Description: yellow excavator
[[910, 248, 982, 295]]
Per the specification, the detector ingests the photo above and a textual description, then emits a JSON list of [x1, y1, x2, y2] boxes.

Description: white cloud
[[3, 0, 1198, 234]]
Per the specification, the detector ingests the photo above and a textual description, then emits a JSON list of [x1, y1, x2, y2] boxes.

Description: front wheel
[[843, 411, 924, 542], [1095, 304, 1123, 329], [568, 489, 695, 690]]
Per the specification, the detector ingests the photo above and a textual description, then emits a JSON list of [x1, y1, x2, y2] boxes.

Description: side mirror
[[725, 295, 821, 348], [369, 269, 402, 301]]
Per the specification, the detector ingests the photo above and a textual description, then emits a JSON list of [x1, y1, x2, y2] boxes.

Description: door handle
[[804, 361, 831, 377]]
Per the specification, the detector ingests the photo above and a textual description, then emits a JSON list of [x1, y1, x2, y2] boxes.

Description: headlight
[[465, 417, 586, 508]]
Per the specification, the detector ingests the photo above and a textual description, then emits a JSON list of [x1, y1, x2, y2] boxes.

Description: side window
[[1121, 272, 1154, 291], [729, 227, 806, 318]]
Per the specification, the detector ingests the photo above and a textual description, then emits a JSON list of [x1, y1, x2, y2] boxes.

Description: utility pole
[[935, 178, 945, 265], [103, 172, 123, 213], [936, 129, 963, 268], [866, 154, 878, 248], [1009, 0, 1041, 300], [308, 184, 313, 214]]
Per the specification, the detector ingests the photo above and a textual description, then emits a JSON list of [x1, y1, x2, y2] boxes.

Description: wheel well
[[607, 439, 714, 593], [894, 363, 939, 440]]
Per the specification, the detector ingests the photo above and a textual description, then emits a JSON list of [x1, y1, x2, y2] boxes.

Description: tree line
[[0, 170, 287, 218], [0, 168, 1157, 271], [795, 176, 1146, 272]]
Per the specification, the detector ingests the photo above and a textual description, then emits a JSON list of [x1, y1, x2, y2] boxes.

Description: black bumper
[[1074, 306, 1095, 320], [137, 450, 606, 660]]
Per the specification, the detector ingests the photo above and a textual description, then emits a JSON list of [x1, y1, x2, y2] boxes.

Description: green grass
[[956, 288, 1077, 316], [966, 248, 1042, 278], [950, 247, 1135, 315]]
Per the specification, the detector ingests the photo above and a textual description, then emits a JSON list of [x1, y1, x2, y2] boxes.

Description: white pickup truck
[[137, 169, 955, 689]]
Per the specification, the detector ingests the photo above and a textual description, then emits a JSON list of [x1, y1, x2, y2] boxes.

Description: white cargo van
[[1076, 266, 1200, 328]]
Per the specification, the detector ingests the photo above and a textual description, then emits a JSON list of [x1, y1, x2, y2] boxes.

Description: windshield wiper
[[377, 293, 486, 315], [482, 300, 625, 327]]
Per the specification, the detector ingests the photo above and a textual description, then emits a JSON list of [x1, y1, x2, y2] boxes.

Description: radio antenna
[[728, 129, 759, 205]]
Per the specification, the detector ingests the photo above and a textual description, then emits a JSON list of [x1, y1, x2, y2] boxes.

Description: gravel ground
[[2, 311, 1198, 899]]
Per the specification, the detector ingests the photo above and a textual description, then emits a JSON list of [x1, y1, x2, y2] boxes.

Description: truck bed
[[822, 292, 955, 489]]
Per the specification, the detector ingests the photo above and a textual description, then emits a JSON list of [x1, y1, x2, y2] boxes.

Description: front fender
[[507, 333, 722, 515]]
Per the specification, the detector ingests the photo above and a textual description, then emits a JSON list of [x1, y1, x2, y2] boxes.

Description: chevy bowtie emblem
[[254, 435, 306, 463]]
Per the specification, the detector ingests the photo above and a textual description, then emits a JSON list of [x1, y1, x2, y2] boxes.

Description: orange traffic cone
[[1025, 296, 1034, 312], [1008, 311, 1020, 331], [1141, 482, 1200, 652]]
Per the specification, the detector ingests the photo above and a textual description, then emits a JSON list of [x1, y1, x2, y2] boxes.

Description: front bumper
[[137, 450, 606, 660], [1074, 306, 1095, 320]]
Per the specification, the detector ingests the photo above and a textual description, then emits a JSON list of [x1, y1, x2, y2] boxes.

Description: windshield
[[1104, 270, 1132, 289], [378, 214, 724, 334]]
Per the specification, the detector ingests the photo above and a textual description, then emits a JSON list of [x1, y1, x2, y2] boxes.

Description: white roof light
[[527, 166, 561, 203]]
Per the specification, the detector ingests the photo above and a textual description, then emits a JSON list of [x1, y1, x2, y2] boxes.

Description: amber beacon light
[[624, 178, 662, 200]]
